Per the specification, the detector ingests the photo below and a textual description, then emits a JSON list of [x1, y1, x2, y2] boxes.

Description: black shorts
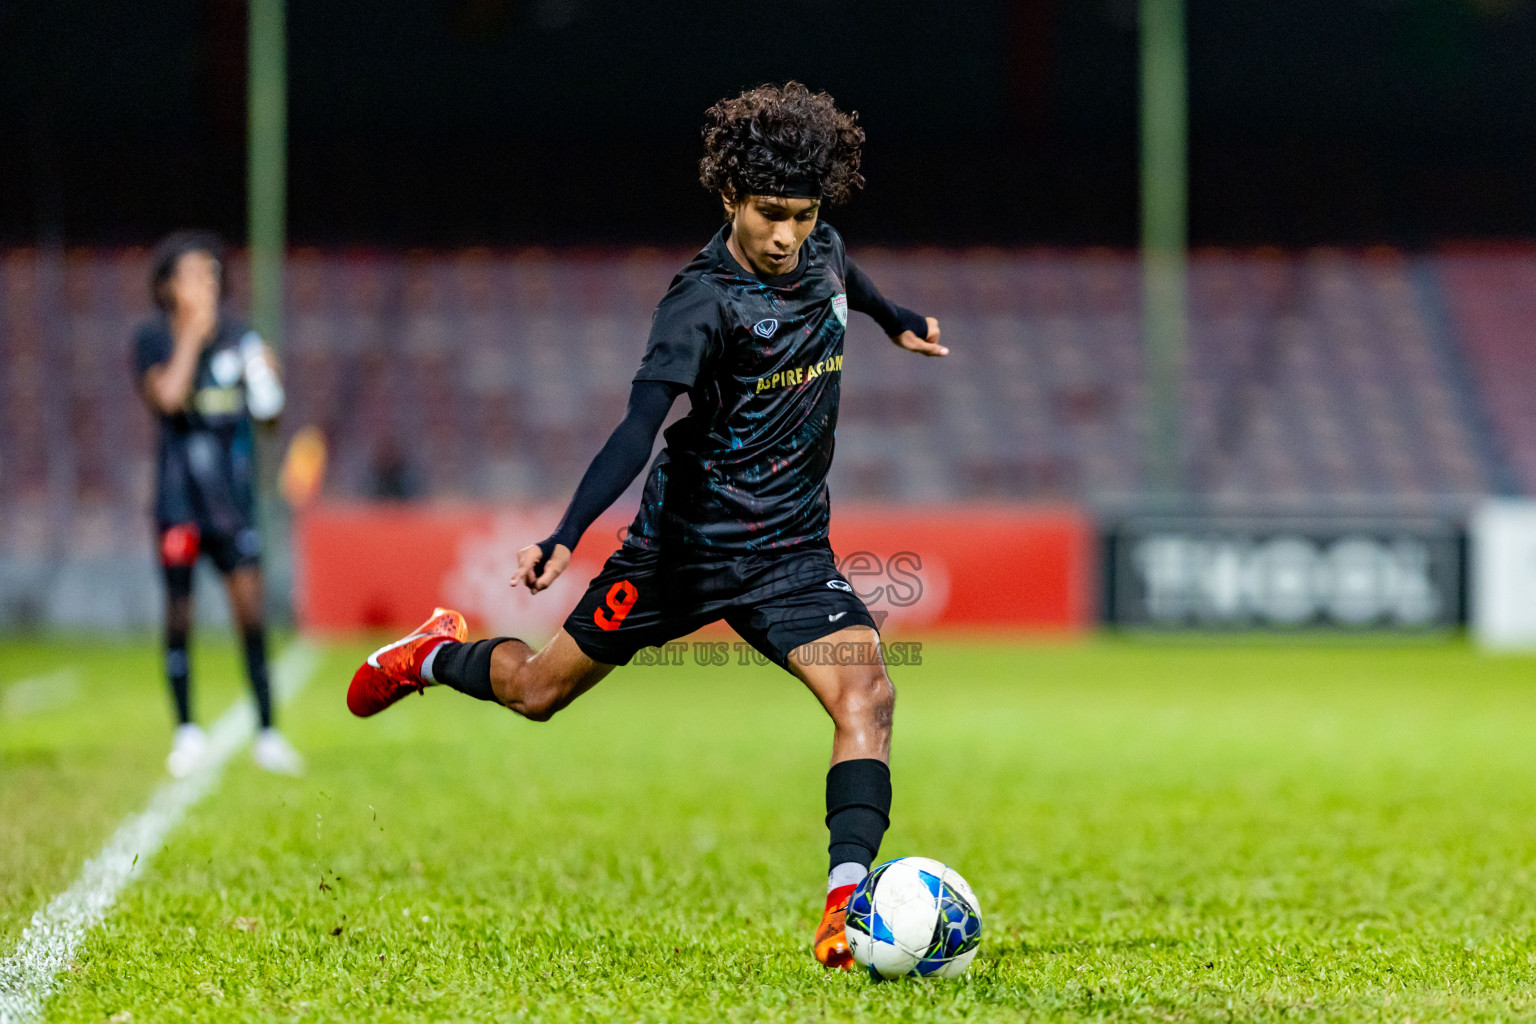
[[158, 522, 263, 580], [564, 541, 879, 668]]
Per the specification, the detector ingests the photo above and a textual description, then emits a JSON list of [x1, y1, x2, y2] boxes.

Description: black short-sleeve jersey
[[626, 221, 856, 554], [131, 314, 260, 533], [632, 277, 723, 388]]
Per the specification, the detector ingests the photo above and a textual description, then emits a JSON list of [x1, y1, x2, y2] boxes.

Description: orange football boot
[[814, 883, 857, 970], [347, 607, 468, 717]]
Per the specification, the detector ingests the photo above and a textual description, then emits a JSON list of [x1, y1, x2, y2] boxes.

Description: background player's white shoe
[[166, 723, 207, 778], [253, 728, 305, 776]]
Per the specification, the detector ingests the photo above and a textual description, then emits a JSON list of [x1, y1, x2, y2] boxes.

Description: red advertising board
[[295, 503, 1093, 637]]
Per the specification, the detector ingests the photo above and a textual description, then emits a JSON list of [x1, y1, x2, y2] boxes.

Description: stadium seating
[[0, 245, 1529, 599], [1432, 251, 1536, 496]]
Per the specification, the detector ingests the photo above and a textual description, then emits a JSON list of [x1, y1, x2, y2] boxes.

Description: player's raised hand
[[170, 260, 220, 350], [892, 317, 947, 357], [513, 542, 571, 593]]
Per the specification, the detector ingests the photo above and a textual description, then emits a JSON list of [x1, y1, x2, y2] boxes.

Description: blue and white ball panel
[[916, 945, 978, 979], [914, 885, 983, 977], [942, 868, 981, 920], [866, 932, 921, 979], [874, 859, 948, 952], [845, 856, 983, 980]]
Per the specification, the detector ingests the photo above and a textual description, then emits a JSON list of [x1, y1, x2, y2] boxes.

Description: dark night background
[[2, 0, 1533, 248]]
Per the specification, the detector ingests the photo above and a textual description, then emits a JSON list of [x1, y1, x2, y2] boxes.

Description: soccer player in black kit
[[348, 83, 946, 968], [134, 232, 304, 778]]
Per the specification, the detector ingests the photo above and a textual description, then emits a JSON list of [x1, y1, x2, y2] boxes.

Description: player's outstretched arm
[[513, 379, 682, 593], [844, 258, 948, 357]]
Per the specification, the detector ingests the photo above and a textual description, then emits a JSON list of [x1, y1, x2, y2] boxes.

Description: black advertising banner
[[1104, 515, 1466, 631]]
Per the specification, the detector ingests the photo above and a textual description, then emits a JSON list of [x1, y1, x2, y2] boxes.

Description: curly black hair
[[699, 82, 865, 205]]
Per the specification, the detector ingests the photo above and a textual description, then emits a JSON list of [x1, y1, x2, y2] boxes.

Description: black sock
[[826, 758, 892, 872], [427, 638, 511, 703], [242, 625, 274, 729], [166, 630, 192, 725]]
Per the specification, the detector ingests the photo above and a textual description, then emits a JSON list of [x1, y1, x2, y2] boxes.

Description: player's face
[[169, 250, 221, 316], [723, 195, 820, 277]]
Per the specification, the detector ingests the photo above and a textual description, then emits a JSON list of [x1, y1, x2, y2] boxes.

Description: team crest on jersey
[[752, 318, 779, 339], [832, 293, 848, 326]]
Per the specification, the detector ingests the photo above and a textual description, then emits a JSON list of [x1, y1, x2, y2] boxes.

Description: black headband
[[741, 176, 822, 200], [770, 177, 822, 199]]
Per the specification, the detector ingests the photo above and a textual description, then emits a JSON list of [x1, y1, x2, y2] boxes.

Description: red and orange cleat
[[347, 607, 467, 718], [814, 883, 857, 970]]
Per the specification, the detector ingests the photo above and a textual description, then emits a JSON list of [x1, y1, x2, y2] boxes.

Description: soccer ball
[[845, 856, 982, 979]]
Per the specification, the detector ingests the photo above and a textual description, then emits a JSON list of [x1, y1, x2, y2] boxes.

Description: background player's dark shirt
[[627, 221, 866, 554], [132, 314, 259, 532]]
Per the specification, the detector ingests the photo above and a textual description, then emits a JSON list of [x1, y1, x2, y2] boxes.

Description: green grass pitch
[[5, 635, 1536, 1022]]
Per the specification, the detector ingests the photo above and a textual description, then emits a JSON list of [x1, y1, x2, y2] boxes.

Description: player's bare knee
[[504, 665, 565, 722], [834, 669, 894, 731], [515, 698, 559, 723], [868, 671, 896, 730], [872, 672, 895, 729], [518, 682, 567, 722]]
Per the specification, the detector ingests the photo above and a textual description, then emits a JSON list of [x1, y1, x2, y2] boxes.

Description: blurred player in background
[[133, 231, 304, 778], [347, 83, 946, 967]]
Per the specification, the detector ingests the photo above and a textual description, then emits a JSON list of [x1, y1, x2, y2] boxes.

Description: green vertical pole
[[248, 0, 285, 348], [248, 0, 289, 621], [1140, 0, 1187, 499]]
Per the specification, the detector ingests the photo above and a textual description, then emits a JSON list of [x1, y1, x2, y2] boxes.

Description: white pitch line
[[0, 640, 322, 1024]]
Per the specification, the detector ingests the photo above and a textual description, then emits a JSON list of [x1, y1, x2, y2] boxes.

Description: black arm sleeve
[[845, 257, 928, 339], [537, 379, 683, 558]]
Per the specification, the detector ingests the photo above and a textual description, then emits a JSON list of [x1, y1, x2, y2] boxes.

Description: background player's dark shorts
[[565, 542, 878, 668], [158, 522, 263, 581]]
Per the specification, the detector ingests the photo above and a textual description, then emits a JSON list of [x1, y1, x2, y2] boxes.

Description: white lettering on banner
[[442, 514, 592, 640], [1473, 500, 1536, 650], [1132, 534, 1441, 626]]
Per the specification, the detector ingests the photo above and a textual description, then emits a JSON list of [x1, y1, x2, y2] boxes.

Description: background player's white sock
[[829, 862, 868, 892]]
